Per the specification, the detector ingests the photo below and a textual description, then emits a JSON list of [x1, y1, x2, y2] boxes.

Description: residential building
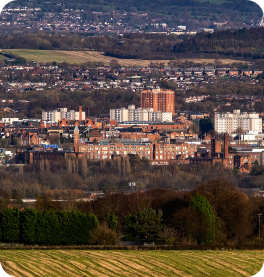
[[42, 106, 85, 122], [214, 110, 262, 134], [140, 89, 175, 115], [110, 105, 172, 122]]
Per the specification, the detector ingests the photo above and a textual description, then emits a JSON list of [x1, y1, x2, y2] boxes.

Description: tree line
[[6, 177, 263, 246], [0, 208, 98, 245], [174, 27, 264, 59], [3, 28, 264, 61]]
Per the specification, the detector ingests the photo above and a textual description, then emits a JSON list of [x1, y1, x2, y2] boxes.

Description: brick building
[[78, 141, 197, 162], [117, 122, 183, 131], [140, 89, 175, 115]]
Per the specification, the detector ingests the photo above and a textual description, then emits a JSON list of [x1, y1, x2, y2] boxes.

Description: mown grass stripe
[[103, 251, 170, 277], [4, 260, 37, 277], [5, 250, 74, 277], [104, 251, 193, 277], [144, 251, 249, 277], [183, 252, 255, 276], [29, 250, 88, 276], [84, 251, 151, 277], [12, 252, 68, 277], [55, 250, 119, 276], [90, 251, 157, 277], [108, 250, 186, 276], [50, 251, 109, 276]]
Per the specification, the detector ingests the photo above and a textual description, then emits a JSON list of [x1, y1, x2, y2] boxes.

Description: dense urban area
[[1, 0, 264, 251]]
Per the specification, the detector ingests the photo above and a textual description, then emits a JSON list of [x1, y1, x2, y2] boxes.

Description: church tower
[[74, 124, 80, 153]]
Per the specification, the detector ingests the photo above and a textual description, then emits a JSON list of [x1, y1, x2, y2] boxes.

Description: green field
[[1, 49, 246, 67], [0, 250, 263, 277]]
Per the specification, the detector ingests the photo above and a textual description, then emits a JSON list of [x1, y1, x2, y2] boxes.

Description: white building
[[42, 108, 85, 122], [110, 105, 172, 123], [214, 110, 262, 134], [1, 118, 19, 124]]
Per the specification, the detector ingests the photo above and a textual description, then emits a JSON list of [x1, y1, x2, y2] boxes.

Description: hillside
[[174, 27, 264, 59], [3, 0, 262, 28], [1, 250, 263, 277]]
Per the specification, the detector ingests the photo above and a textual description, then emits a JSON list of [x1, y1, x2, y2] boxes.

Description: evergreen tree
[[106, 213, 118, 231], [190, 194, 215, 244], [20, 208, 37, 245], [36, 210, 60, 245], [2, 208, 20, 243], [56, 210, 71, 245], [124, 208, 163, 241]]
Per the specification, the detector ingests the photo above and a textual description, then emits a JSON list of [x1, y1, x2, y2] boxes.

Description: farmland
[[0, 250, 263, 277], [1, 49, 251, 67]]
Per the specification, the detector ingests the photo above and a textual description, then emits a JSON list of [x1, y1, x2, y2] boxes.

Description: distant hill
[[4, 0, 262, 26]]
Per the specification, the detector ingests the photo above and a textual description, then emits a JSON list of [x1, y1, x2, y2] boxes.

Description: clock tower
[[74, 124, 80, 153]]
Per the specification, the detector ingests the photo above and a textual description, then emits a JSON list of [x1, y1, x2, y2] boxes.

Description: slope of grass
[[0, 250, 263, 277], [2, 49, 249, 67]]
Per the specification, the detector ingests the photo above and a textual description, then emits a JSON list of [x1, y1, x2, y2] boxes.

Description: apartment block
[[110, 105, 172, 123], [140, 89, 175, 115], [42, 107, 85, 122], [214, 110, 262, 134]]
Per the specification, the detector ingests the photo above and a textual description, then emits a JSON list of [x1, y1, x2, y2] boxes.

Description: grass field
[[0, 250, 263, 277], [1, 49, 248, 67]]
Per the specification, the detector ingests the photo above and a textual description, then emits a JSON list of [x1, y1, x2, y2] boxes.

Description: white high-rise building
[[214, 110, 262, 134], [110, 105, 172, 123], [42, 108, 85, 122]]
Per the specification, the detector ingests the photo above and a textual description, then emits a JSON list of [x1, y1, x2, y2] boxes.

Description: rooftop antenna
[[250, 0, 264, 26]]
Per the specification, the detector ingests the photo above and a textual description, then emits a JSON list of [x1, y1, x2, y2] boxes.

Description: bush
[[90, 222, 118, 245]]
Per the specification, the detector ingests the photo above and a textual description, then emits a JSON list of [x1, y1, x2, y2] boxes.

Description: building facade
[[214, 110, 262, 134], [42, 107, 85, 122], [140, 89, 175, 115], [78, 141, 197, 161], [110, 105, 172, 123]]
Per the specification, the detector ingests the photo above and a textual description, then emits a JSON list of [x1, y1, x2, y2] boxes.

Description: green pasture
[[0, 250, 263, 276]]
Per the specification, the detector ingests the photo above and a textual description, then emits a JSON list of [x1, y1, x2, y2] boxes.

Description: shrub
[[90, 222, 118, 245]]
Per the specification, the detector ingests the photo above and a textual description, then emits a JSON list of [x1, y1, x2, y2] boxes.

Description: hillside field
[[0, 250, 263, 277], [1, 49, 249, 67]]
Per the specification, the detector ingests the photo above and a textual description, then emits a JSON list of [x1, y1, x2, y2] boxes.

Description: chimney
[[211, 138, 215, 158], [79, 106, 82, 121], [224, 133, 229, 159]]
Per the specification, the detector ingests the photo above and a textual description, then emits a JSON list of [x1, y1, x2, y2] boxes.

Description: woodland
[[2, 27, 264, 61]]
